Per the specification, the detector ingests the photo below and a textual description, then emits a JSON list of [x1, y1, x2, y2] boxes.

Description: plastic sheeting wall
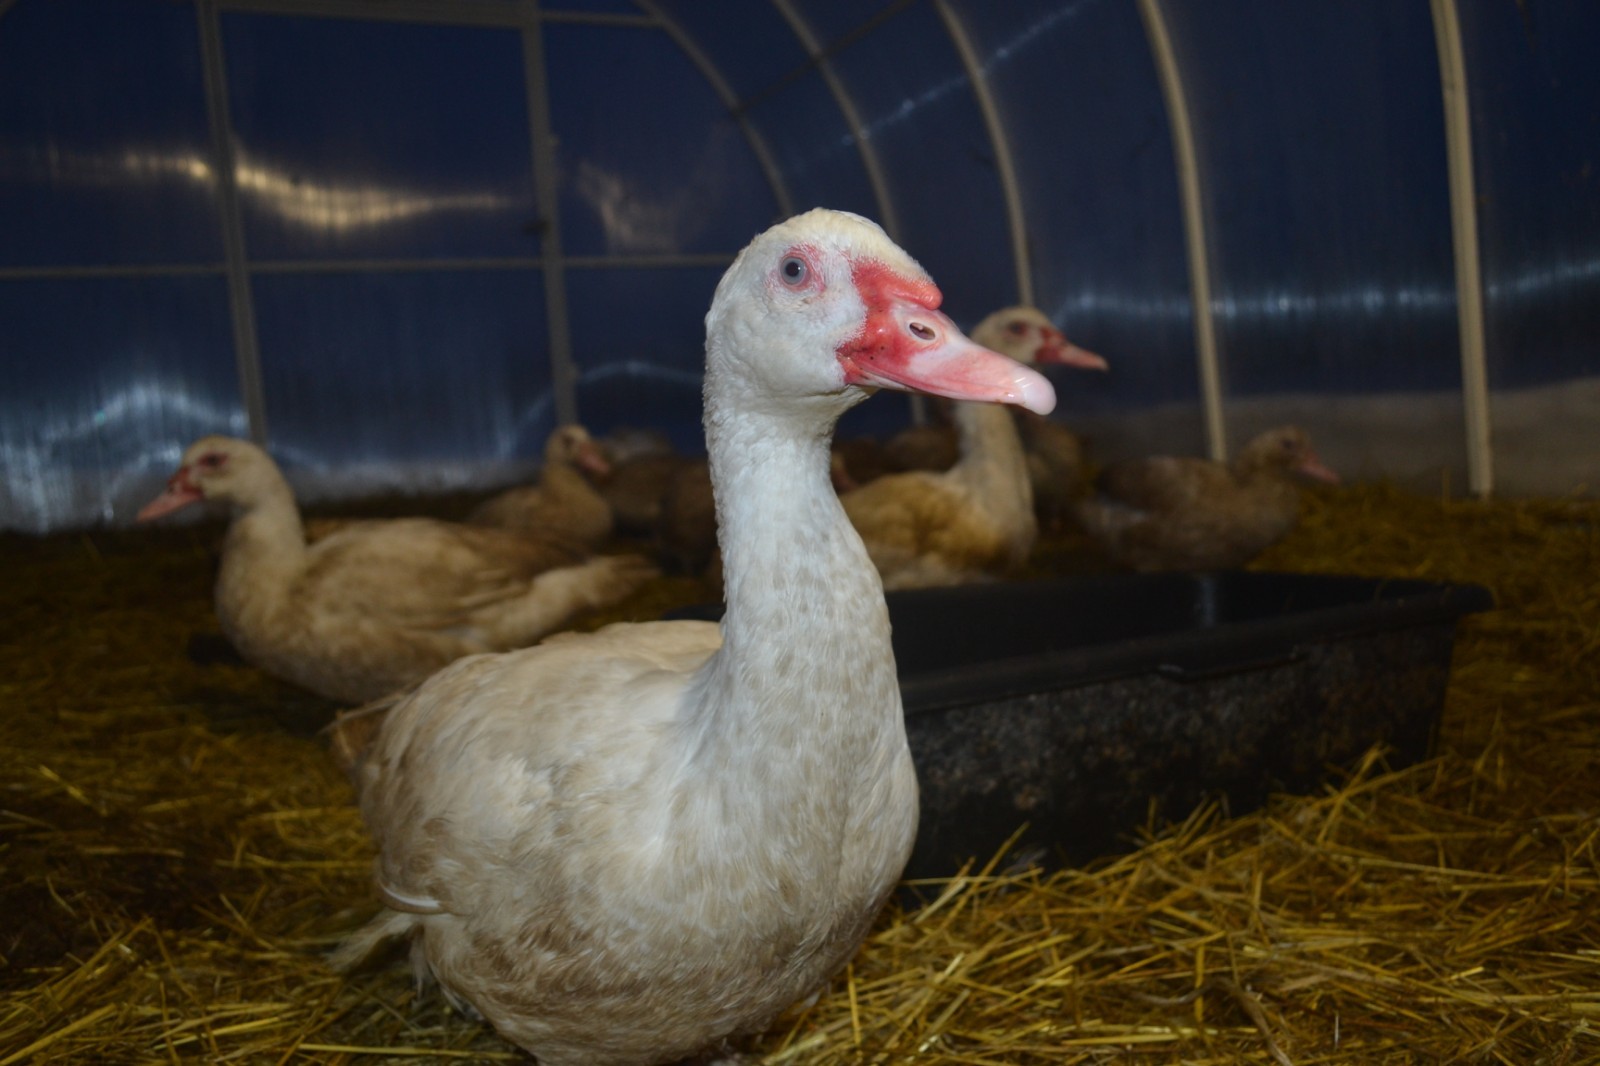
[[2, 0, 1597, 533]]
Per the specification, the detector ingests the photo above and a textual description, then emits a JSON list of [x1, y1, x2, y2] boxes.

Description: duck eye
[[779, 256, 808, 286]]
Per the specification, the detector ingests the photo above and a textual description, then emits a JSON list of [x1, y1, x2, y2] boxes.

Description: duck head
[[706, 210, 1056, 417], [546, 425, 611, 478], [136, 435, 281, 521], [970, 305, 1107, 373], [1238, 426, 1340, 484]]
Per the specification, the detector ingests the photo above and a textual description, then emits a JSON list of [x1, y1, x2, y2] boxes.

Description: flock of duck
[[136, 210, 1337, 1065]]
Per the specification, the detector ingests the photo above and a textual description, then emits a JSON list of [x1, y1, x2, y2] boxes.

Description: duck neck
[[540, 460, 597, 504], [216, 473, 307, 620], [949, 400, 1035, 518], [685, 383, 904, 798]]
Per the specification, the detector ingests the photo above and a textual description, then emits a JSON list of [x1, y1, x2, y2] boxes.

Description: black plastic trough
[[672, 571, 1494, 880]]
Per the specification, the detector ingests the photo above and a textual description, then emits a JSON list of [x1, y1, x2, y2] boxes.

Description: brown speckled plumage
[[1074, 425, 1339, 571], [468, 424, 615, 548], [657, 457, 717, 576]]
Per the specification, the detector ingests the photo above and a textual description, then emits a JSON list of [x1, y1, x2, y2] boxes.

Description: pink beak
[[1296, 454, 1341, 484], [838, 260, 1056, 415], [574, 440, 612, 478], [1035, 329, 1108, 372], [136, 468, 203, 522]]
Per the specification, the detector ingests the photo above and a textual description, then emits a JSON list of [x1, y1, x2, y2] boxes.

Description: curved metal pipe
[[633, 0, 795, 220], [196, 0, 270, 445], [768, 0, 901, 240], [1429, 0, 1493, 497], [1137, 0, 1227, 462], [932, 0, 1031, 306], [520, 0, 578, 428]]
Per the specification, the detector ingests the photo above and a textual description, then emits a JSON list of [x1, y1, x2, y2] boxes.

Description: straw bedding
[[1, 483, 1596, 1064]]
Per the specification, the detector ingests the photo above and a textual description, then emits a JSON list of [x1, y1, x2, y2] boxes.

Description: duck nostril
[[908, 321, 936, 341]]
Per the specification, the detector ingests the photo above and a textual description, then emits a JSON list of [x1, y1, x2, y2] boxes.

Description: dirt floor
[[1, 482, 1596, 1064]]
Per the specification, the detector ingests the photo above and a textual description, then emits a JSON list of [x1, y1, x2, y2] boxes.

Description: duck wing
[[301, 518, 592, 632], [842, 472, 1012, 588], [353, 620, 722, 920], [1096, 456, 1230, 514]]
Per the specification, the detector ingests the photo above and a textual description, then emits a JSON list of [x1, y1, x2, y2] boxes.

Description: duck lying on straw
[[332, 209, 1056, 1065]]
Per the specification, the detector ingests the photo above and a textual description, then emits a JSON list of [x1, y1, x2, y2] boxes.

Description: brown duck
[[1073, 425, 1339, 571]]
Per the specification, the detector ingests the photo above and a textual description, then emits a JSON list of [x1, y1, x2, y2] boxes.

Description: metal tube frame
[[215, 0, 653, 29], [197, 0, 270, 444], [1429, 0, 1494, 497], [7, 0, 1514, 497], [517, 0, 579, 427], [632, 0, 794, 221], [767, 0, 901, 242], [0, 254, 733, 282], [1137, 0, 1227, 462], [932, 0, 1031, 307]]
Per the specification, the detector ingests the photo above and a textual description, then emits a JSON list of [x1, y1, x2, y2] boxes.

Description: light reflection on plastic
[[0, 374, 250, 531], [23, 376, 249, 452], [568, 126, 746, 254], [794, 5, 1095, 165], [1, 144, 518, 231], [0, 358, 711, 531], [5, 145, 1593, 315], [573, 159, 685, 253]]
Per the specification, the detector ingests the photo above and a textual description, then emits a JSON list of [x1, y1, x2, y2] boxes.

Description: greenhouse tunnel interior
[[2, 0, 1597, 535]]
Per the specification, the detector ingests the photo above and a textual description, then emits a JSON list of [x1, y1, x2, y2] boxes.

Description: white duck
[[331, 209, 1055, 1066], [974, 306, 1106, 528], [468, 424, 615, 548], [840, 305, 1103, 589], [136, 436, 657, 705]]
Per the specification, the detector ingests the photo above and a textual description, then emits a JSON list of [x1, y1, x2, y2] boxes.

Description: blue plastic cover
[[567, 265, 725, 452], [0, 0, 221, 267], [1, 275, 243, 531], [1157, 1, 1465, 485], [2, 0, 1597, 531], [544, 21, 779, 257], [250, 270, 550, 479], [0, 0, 243, 531], [221, 14, 539, 261], [954, 0, 1197, 459], [1457, 0, 1600, 493]]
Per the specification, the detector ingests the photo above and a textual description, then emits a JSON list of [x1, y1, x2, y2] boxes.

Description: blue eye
[[780, 256, 808, 286]]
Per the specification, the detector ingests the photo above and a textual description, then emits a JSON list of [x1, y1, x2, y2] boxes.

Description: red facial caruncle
[[135, 450, 224, 522], [832, 256, 1055, 415]]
